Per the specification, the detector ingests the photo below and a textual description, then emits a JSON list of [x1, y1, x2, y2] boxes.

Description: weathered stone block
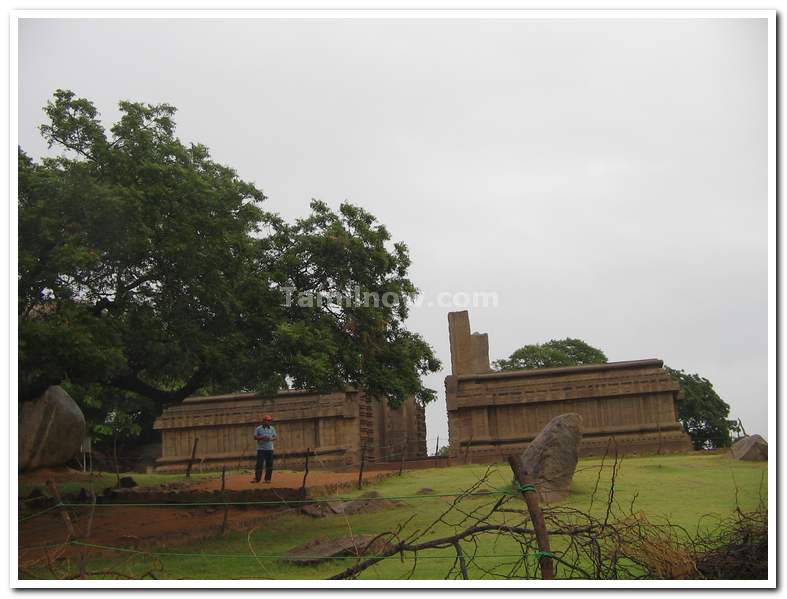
[[519, 413, 583, 503], [730, 434, 768, 461], [19, 386, 86, 472]]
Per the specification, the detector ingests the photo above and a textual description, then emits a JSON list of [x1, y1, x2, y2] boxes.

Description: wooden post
[[399, 436, 407, 476], [113, 434, 120, 486], [238, 448, 246, 472], [507, 455, 555, 580], [300, 448, 311, 500], [45, 480, 75, 537], [220, 465, 229, 535], [463, 436, 474, 465], [46, 480, 84, 579], [85, 486, 97, 540], [357, 444, 366, 490], [185, 437, 199, 478]]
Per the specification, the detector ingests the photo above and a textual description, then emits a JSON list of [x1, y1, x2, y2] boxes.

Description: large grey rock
[[281, 534, 392, 565], [19, 386, 86, 471], [519, 413, 583, 503], [729, 434, 768, 461]]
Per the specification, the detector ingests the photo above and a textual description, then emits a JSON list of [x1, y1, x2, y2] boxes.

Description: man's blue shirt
[[255, 424, 277, 451]]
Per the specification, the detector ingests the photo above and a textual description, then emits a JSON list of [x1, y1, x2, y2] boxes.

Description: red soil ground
[[186, 469, 375, 492], [18, 468, 393, 571]]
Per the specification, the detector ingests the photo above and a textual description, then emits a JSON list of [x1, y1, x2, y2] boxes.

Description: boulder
[[281, 534, 392, 565], [518, 413, 583, 503], [118, 476, 138, 488], [730, 435, 768, 461], [19, 386, 86, 472], [300, 493, 402, 518]]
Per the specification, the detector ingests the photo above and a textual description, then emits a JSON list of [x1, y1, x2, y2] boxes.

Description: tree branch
[[111, 367, 209, 403]]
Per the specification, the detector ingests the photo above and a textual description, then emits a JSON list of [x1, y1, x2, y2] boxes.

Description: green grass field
[[24, 453, 767, 580]]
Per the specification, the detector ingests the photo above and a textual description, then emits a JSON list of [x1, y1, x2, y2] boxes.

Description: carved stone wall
[[153, 389, 426, 472], [446, 311, 693, 462]]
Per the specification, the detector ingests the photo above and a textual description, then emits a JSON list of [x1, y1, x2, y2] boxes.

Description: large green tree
[[494, 338, 608, 371], [665, 367, 733, 450], [19, 90, 440, 415]]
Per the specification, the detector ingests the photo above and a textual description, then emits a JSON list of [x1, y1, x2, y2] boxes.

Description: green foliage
[[19, 90, 440, 412], [666, 367, 733, 450], [436, 445, 450, 458], [494, 338, 608, 371], [60, 382, 155, 447]]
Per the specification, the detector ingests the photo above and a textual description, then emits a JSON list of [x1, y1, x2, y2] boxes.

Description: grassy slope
[[33, 453, 767, 580]]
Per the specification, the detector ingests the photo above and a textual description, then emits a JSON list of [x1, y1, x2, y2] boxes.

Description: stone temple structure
[[446, 311, 692, 462], [154, 389, 426, 472]]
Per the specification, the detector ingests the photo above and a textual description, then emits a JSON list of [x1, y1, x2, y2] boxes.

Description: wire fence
[[17, 467, 529, 578]]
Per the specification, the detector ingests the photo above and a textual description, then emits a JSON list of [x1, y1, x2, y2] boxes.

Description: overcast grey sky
[[18, 17, 769, 445]]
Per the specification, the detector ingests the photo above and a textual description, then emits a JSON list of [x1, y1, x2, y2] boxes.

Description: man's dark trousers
[[255, 449, 274, 482]]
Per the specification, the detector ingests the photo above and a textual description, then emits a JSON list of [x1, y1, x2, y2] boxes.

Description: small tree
[[494, 338, 608, 371], [90, 397, 143, 484], [666, 367, 733, 450]]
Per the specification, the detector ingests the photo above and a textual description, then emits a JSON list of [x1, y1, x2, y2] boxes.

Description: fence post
[[300, 448, 311, 500], [185, 437, 199, 478], [113, 434, 121, 486], [464, 436, 474, 465], [507, 455, 555, 580], [357, 444, 366, 490], [238, 448, 246, 472], [220, 465, 229, 535], [399, 436, 407, 476], [46, 480, 84, 579]]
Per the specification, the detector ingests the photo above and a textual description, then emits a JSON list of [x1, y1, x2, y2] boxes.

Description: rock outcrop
[[299, 491, 403, 518], [730, 434, 768, 461], [19, 386, 86, 471], [281, 534, 393, 565], [518, 413, 583, 503]]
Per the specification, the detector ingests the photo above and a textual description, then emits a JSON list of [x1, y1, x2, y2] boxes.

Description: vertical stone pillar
[[448, 311, 474, 375], [470, 332, 491, 373], [448, 310, 491, 375]]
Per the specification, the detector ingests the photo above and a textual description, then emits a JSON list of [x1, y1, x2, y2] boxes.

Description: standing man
[[252, 415, 277, 484]]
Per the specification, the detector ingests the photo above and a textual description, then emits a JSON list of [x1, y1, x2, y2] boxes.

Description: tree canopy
[[19, 90, 440, 420], [494, 338, 608, 371], [665, 367, 734, 450]]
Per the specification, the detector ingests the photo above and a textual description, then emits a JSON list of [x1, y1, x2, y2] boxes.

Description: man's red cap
[[262, 415, 273, 421]]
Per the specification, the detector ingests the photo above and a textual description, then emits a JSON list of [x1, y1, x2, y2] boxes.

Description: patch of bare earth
[[18, 468, 394, 571]]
